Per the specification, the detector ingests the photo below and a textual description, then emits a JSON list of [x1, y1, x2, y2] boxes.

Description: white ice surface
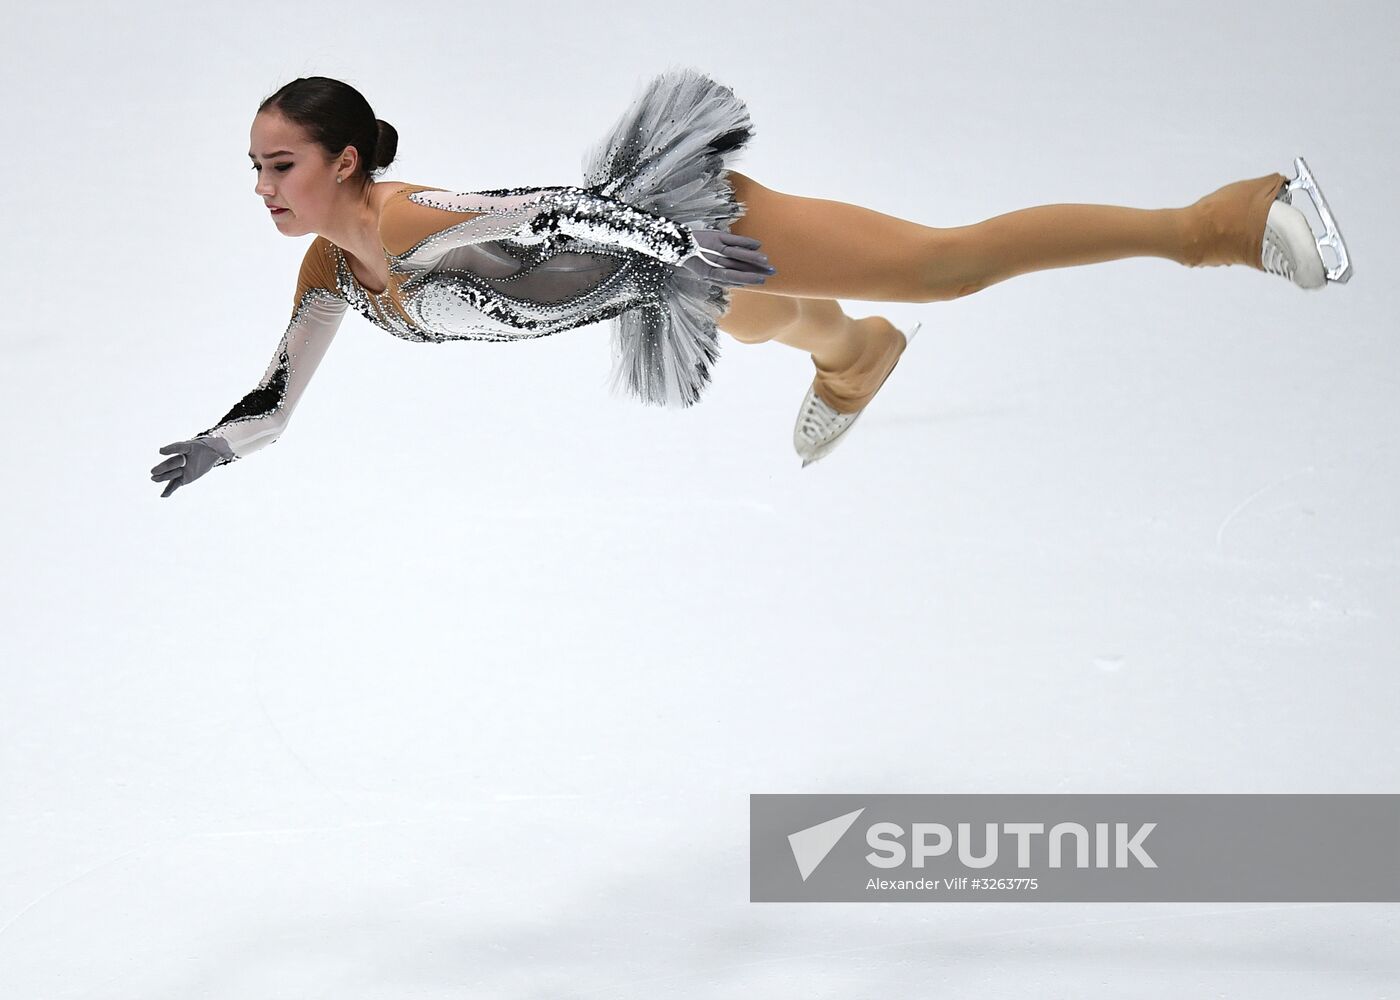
[[3, 0, 1398, 997]]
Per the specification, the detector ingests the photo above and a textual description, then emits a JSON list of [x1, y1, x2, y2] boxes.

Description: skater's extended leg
[[724, 169, 1287, 302]]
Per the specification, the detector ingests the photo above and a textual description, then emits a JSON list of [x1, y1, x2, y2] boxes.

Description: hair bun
[[373, 118, 399, 170]]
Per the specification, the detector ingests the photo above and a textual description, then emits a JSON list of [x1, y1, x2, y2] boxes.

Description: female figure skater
[[150, 68, 1350, 496]]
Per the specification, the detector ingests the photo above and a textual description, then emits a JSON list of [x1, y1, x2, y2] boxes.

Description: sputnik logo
[[788, 807, 865, 881]]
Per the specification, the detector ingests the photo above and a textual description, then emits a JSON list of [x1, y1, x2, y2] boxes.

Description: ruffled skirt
[[581, 66, 755, 408]]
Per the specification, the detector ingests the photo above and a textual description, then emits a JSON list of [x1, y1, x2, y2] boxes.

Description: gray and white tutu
[[582, 66, 756, 408]]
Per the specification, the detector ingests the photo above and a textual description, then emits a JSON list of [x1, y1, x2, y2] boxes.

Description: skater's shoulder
[[377, 181, 484, 257], [292, 236, 344, 305]]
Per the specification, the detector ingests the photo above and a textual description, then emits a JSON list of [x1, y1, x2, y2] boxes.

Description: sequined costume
[[196, 67, 754, 462]]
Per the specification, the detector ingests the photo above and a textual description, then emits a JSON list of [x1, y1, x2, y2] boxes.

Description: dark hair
[[258, 76, 398, 188]]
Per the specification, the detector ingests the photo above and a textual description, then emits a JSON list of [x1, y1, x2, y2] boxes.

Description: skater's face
[[249, 110, 360, 236]]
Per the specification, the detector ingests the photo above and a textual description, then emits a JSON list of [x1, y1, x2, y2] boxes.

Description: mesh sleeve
[[381, 184, 697, 265], [195, 238, 348, 460]]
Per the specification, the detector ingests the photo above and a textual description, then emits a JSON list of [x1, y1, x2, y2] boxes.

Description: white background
[[2, 0, 1397, 996]]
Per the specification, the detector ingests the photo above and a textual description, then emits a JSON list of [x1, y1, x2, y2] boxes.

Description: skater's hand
[[681, 229, 775, 287], [150, 436, 234, 498]]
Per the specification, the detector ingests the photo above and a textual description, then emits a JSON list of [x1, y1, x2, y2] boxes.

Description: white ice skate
[[794, 320, 922, 468], [1261, 156, 1353, 289]]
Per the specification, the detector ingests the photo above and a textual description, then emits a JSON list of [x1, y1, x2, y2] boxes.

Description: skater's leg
[[718, 289, 906, 412], [724, 169, 1287, 302], [715, 286, 801, 345]]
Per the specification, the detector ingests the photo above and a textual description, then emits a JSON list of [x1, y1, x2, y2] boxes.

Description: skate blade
[[1280, 156, 1353, 284]]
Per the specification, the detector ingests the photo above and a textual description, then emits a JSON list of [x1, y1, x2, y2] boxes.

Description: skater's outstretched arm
[[150, 238, 347, 497], [382, 185, 771, 286]]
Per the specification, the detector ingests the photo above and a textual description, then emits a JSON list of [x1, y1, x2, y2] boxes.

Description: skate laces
[[797, 391, 853, 443], [1260, 227, 1295, 282]]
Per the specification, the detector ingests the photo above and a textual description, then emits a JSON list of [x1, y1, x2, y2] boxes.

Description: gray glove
[[150, 435, 235, 498], [682, 229, 776, 287]]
